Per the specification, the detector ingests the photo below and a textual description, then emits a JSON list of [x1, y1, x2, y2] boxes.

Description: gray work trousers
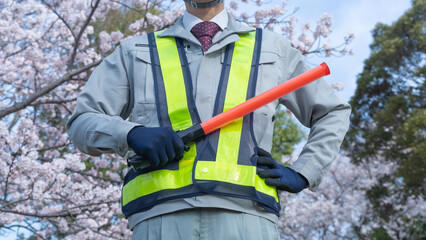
[[132, 208, 280, 240]]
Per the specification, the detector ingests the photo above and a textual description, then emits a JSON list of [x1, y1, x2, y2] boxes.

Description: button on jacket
[[66, 12, 351, 228]]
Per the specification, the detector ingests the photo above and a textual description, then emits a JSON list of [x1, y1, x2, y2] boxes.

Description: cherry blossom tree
[[0, 0, 353, 239], [277, 154, 425, 240]]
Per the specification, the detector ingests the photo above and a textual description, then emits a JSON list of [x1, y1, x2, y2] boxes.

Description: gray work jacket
[[67, 14, 351, 227]]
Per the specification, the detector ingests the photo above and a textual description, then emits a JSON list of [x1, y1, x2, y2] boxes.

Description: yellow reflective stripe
[[122, 33, 195, 206], [195, 161, 279, 202], [216, 31, 256, 164], [155, 31, 192, 131], [196, 31, 278, 202], [154, 31, 197, 162], [122, 158, 193, 206]]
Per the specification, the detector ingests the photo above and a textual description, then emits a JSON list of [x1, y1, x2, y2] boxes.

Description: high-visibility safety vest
[[122, 29, 280, 218]]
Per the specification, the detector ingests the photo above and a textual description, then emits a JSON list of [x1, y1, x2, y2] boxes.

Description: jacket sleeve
[[66, 45, 140, 157], [278, 41, 351, 191]]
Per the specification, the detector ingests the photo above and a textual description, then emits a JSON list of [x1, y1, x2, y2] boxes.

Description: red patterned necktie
[[190, 21, 221, 51]]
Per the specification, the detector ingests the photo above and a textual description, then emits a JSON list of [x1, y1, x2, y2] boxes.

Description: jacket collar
[[158, 12, 254, 53]]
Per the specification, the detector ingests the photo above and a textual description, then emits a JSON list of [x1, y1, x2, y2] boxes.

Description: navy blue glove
[[127, 126, 185, 167], [256, 148, 309, 193]]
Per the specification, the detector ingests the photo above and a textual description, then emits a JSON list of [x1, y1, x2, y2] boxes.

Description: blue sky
[[282, 0, 412, 102], [254, 0, 413, 153]]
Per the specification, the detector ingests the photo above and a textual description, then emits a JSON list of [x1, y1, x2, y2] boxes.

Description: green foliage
[[344, 0, 425, 189], [343, 0, 425, 237], [370, 227, 393, 240], [271, 107, 305, 162]]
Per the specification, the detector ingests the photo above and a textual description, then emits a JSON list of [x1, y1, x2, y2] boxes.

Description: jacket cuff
[[290, 160, 323, 192], [114, 121, 142, 157]]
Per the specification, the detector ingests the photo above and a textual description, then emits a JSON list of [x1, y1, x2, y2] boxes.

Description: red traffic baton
[[201, 62, 330, 134], [128, 63, 330, 168]]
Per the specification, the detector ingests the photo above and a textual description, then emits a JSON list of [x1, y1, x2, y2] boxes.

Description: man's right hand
[[127, 126, 185, 167]]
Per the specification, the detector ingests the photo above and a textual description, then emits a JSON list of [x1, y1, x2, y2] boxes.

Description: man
[[67, 0, 351, 239]]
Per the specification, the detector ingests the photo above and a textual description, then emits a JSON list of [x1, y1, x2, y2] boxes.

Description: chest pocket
[[243, 51, 281, 145], [257, 51, 281, 114], [258, 51, 280, 87], [132, 51, 155, 126]]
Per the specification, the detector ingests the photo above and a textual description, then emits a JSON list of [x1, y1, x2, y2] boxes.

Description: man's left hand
[[256, 147, 309, 193]]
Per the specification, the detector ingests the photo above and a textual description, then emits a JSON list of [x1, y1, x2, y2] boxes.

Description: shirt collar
[[158, 12, 254, 47], [182, 8, 228, 31]]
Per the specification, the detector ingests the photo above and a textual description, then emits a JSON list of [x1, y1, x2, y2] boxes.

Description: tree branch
[[68, 0, 101, 69], [38, 143, 70, 152], [0, 59, 101, 119], [30, 98, 77, 107], [66, 168, 122, 184], [40, 0, 76, 40], [0, 208, 77, 218]]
